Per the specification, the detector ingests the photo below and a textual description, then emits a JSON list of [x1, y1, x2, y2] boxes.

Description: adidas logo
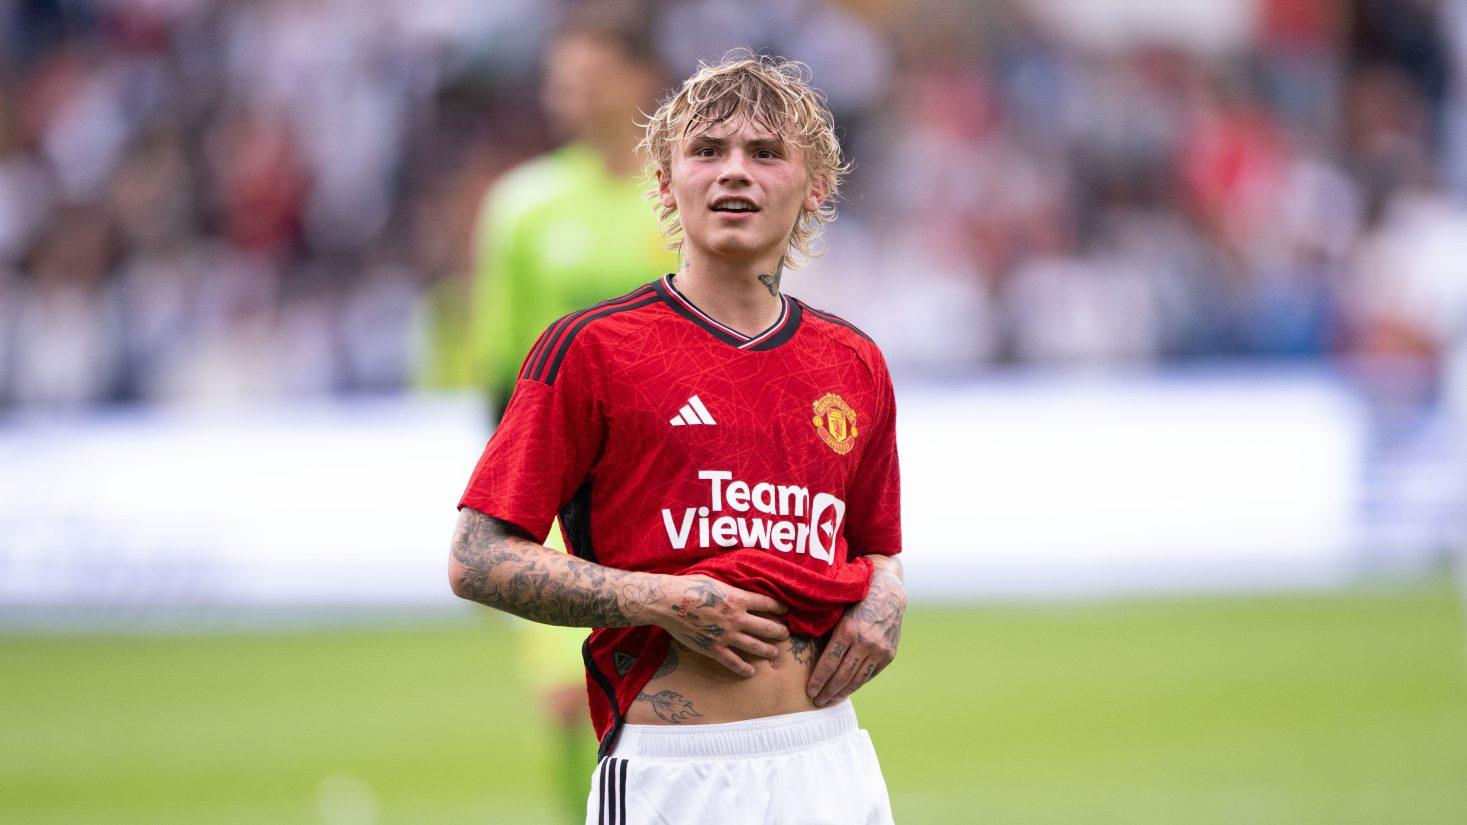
[[613, 651, 637, 677], [669, 395, 717, 426]]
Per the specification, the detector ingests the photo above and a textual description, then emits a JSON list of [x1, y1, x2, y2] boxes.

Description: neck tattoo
[[757, 258, 786, 298]]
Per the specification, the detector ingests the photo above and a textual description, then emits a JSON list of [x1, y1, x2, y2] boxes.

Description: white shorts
[[584, 701, 894, 825]]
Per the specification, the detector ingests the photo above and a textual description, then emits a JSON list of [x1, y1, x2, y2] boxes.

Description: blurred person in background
[[445, 6, 677, 821], [470, 7, 676, 415]]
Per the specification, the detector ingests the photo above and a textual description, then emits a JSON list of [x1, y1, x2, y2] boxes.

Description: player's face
[[658, 117, 826, 265], [542, 36, 653, 141]]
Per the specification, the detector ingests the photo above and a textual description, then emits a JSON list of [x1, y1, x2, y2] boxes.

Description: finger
[[806, 633, 854, 699], [739, 591, 788, 615], [816, 651, 868, 707], [726, 632, 781, 661], [740, 614, 791, 643], [710, 646, 757, 678], [831, 659, 883, 705]]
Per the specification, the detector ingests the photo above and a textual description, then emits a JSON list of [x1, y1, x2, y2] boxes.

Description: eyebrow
[[685, 133, 788, 152]]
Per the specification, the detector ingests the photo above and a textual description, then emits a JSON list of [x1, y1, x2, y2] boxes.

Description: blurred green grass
[[4, 582, 1466, 824]]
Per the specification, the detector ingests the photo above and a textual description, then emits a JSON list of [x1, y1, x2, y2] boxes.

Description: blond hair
[[639, 49, 849, 266]]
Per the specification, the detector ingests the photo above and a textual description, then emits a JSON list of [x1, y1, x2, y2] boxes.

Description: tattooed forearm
[[756, 257, 785, 298], [449, 508, 659, 627], [856, 556, 906, 649], [636, 690, 703, 724], [789, 633, 817, 666], [856, 575, 905, 648], [867, 554, 905, 585]]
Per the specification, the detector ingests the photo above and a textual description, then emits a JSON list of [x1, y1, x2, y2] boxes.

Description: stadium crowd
[[2, 0, 1467, 410]]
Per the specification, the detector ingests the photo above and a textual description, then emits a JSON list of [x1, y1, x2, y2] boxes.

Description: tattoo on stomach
[[635, 690, 703, 724], [653, 645, 679, 679], [789, 634, 816, 666]]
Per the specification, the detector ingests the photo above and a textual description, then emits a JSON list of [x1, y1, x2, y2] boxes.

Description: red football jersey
[[458, 275, 902, 751]]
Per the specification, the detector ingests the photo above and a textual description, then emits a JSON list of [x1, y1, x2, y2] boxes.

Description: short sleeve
[[457, 326, 605, 543], [843, 350, 902, 558]]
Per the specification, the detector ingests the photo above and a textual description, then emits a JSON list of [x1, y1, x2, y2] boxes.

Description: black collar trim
[[651, 274, 802, 351]]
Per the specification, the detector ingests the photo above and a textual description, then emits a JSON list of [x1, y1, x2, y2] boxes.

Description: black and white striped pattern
[[597, 756, 629, 825]]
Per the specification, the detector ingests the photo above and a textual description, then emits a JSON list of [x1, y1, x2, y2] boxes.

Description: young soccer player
[[450, 51, 905, 824]]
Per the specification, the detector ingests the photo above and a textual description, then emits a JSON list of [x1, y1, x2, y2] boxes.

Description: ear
[[802, 175, 829, 214], [657, 167, 677, 210]]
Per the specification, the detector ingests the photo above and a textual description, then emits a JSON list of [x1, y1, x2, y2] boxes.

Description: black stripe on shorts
[[598, 757, 610, 824], [597, 757, 630, 825], [618, 757, 628, 824]]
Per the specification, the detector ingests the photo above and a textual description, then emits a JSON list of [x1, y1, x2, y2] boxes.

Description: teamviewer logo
[[806, 493, 845, 564], [659, 471, 846, 565]]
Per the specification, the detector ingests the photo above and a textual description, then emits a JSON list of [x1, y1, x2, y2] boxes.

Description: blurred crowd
[[3, 0, 1467, 411]]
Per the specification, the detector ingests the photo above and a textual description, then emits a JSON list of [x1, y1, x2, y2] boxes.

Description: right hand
[[649, 574, 789, 678]]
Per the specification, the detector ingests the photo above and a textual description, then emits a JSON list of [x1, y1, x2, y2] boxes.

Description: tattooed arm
[[449, 507, 653, 626], [448, 507, 790, 676], [806, 554, 906, 706]]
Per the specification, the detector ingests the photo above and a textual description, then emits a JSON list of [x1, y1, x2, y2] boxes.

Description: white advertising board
[[0, 373, 1366, 612]]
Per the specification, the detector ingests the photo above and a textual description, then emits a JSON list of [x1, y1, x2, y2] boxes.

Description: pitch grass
[[5, 583, 1467, 824]]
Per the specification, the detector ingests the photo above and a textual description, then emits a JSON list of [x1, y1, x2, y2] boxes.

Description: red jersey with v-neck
[[458, 277, 902, 745]]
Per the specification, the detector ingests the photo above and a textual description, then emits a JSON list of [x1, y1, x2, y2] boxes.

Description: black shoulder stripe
[[542, 294, 659, 385], [801, 301, 874, 342], [528, 286, 650, 381], [529, 286, 656, 382], [520, 322, 565, 381], [525, 312, 581, 382]]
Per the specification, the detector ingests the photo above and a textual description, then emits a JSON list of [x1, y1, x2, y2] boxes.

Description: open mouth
[[710, 197, 759, 214]]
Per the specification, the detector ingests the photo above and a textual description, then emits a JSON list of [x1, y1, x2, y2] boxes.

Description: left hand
[[807, 558, 906, 707]]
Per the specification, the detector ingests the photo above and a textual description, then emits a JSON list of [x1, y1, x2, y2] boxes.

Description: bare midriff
[[624, 633, 822, 725]]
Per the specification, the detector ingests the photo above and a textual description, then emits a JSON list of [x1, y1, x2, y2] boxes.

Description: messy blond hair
[[639, 49, 849, 266]]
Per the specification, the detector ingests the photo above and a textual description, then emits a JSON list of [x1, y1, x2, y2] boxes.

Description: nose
[[717, 149, 752, 186]]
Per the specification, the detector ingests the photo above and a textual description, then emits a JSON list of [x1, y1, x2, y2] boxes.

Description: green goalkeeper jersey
[[470, 143, 677, 408]]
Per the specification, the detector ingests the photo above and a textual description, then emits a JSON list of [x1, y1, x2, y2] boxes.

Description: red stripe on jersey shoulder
[[796, 299, 875, 343], [522, 285, 661, 385]]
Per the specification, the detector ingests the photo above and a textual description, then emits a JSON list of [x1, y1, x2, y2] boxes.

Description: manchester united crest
[[811, 393, 858, 455]]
